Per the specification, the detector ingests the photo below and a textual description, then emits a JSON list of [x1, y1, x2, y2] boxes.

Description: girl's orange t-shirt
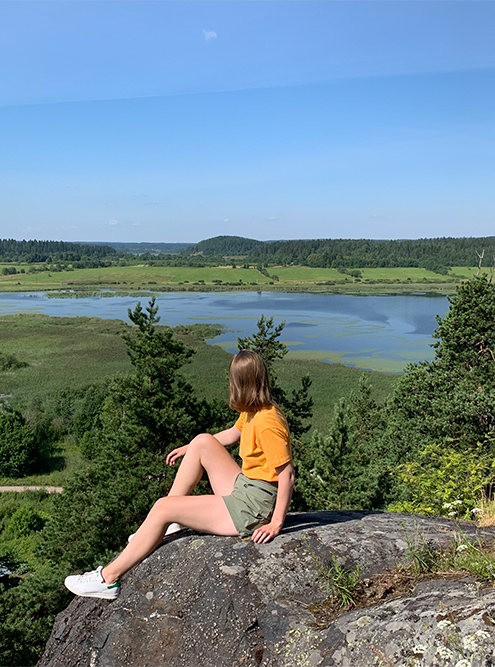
[[235, 405, 292, 483]]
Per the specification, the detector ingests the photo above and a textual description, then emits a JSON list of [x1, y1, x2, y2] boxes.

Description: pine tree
[[292, 377, 386, 510]]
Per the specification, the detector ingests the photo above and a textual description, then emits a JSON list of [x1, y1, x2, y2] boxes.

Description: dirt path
[[0, 485, 63, 493]]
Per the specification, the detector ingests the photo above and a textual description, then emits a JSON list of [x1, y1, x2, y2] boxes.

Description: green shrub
[[0, 410, 38, 477], [10, 507, 45, 537], [0, 352, 27, 371], [389, 441, 495, 518]]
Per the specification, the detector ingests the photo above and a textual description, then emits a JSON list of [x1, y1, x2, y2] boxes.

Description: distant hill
[[184, 234, 495, 270], [187, 235, 264, 257], [82, 242, 194, 255]]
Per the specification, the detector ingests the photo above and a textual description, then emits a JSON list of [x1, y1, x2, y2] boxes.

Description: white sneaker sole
[[64, 577, 120, 599], [65, 588, 120, 600]]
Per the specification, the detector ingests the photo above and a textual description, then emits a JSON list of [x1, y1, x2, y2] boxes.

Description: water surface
[[0, 291, 449, 372]]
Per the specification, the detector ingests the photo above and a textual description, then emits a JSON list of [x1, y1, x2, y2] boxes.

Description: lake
[[0, 291, 450, 372]]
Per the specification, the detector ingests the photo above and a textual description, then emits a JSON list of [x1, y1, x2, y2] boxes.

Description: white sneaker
[[64, 566, 120, 599], [165, 522, 182, 535], [128, 522, 182, 543]]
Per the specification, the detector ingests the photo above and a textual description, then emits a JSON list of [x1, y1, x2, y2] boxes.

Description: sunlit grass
[[0, 264, 271, 291], [450, 266, 491, 279], [0, 314, 131, 408], [269, 267, 348, 282], [0, 262, 474, 295], [360, 267, 452, 281]]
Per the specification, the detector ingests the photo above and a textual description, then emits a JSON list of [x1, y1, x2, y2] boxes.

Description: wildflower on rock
[[456, 544, 468, 552], [462, 634, 480, 653], [474, 629, 490, 640], [455, 660, 472, 667], [448, 511, 457, 517], [436, 646, 454, 660], [437, 619, 455, 630], [471, 508, 482, 514], [443, 503, 453, 509]]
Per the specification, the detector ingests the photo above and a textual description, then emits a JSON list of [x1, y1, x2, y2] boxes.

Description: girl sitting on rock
[[64, 349, 295, 599]]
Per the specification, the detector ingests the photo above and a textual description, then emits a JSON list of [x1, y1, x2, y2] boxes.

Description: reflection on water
[[0, 291, 449, 373]]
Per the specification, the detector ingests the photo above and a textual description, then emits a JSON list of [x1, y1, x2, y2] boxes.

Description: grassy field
[[0, 262, 486, 296], [271, 265, 454, 283], [269, 267, 348, 282], [0, 313, 398, 485], [0, 314, 131, 407], [0, 264, 271, 292]]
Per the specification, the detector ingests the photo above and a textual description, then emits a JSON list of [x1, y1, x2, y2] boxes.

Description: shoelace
[[78, 568, 102, 583]]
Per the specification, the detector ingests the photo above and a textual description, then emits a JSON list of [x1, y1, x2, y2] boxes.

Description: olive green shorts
[[223, 473, 278, 538]]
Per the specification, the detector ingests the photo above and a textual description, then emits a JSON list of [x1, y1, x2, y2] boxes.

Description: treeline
[[3, 236, 494, 272], [0, 239, 117, 264], [183, 235, 495, 270], [247, 236, 494, 269]]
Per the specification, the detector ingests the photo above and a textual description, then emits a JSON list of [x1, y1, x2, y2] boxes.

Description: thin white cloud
[[202, 29, 217, 44], [109, 219, 119, 226], [3, 63, 492, 110]]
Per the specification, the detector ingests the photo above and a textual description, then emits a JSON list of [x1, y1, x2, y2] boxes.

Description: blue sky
[[1, 1, 494, 244]]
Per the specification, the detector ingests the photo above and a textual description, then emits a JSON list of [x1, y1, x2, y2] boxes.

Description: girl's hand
[[251, 520, 282, 544], [166, 445, 188, 466]]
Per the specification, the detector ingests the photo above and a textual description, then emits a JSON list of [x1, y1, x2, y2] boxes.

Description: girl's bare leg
[[102, 435, 241, 584], [168, 433, 241, 497], [102, 494, 237, 584]]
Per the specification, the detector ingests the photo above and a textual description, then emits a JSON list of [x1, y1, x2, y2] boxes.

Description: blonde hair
[[229, 350, 274, 413]]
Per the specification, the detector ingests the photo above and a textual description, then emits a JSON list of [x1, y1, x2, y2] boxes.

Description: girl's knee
[[189, 432, 218, 452], [150, 496, 169, 515]]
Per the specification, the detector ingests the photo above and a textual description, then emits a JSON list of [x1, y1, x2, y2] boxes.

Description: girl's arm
[[251, 460, 295, 544], [213, 425, 242, 447], [166, 425, 241, 465]]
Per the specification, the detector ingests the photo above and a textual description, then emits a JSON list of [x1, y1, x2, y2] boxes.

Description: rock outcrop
[[39, 511, 495, 667]]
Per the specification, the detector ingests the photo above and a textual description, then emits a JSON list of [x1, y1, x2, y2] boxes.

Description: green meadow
[[0, 264, 271, 293], [0, 314, 131, 405], [0, 262, 483, 296]]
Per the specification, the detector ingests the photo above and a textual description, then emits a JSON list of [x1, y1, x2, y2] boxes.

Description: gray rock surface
[[39, 511, 495, 667]]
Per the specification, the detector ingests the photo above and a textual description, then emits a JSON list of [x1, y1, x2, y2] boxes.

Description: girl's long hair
[[229, 350, 274, 413]]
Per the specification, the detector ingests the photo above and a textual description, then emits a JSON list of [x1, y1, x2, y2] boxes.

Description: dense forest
[[0, 239, 116, 264], [184, 235, 495, 270], [3, 236, 494, 272]]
